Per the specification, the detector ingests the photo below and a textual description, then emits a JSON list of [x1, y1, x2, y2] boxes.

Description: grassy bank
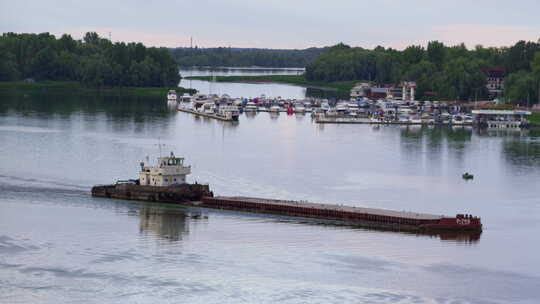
[[185, 75, 356, 94], [0, 81, 196, 98], [529, 112, 540, 125]]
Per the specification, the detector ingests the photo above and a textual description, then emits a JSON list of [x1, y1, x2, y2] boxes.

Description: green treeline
[[0, 32, 180, 87], [305, 41, 540, 103], [172, 47, 327, 68]]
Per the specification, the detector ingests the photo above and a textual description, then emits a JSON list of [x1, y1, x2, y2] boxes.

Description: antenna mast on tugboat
[[156, 137, 165, 158]]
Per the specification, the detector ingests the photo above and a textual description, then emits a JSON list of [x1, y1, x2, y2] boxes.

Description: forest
[[0, 32, 181, 87], [305, 41, 540, 103], [171, 47, 327, 68]]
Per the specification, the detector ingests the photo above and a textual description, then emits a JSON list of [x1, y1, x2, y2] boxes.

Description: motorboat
[[244, 102, 258, 112], [167, 90, 177, 101], [294, 105, 306, 114], [218, 106, 240, 121], [270, 105, 281, 113], [201, 102, 216, 114], [179, 93, 192, 103]]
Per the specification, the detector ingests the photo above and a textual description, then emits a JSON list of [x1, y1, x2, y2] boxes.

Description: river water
[[1, 72, 540, 303], [179, 67, 309, 99]]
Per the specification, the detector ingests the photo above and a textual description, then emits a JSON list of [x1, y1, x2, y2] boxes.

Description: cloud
[[431, 24, 540, 48]]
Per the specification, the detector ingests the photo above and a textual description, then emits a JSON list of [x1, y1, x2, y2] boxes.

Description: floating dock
[[178, 107, 234, 121], [315, 117, 474, 126]]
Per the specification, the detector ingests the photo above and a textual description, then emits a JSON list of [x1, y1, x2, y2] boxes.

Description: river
[[179, 67, 311, 99], [1, 70, 540, 303]]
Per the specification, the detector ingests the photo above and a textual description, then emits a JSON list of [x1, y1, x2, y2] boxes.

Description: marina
[[172, 94, 531, 128]]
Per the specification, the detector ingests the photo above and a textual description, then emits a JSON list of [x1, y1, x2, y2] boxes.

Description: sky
[[1, 0, 539, 50]]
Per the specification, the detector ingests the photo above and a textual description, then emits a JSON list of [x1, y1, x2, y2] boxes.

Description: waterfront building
[[400, 81, 417, 101], [482, 67, 505, 98], [472, 109, 531, 129], [350, 82, 371, 98]]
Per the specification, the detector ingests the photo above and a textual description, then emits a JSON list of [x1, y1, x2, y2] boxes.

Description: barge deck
[[196, 196, 482, 232]]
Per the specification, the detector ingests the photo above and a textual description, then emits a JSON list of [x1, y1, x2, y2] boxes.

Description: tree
[[427, 41, 446, 68], [0, 48, 19, 80], [505, 71, 536, 105]]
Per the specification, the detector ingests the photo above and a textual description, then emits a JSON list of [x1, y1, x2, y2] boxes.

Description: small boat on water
[[244, 102, 257, 112], [179, 93, 192, 103], [201, 102, 216, 114], [294, 105, 306, 114], [217, 106, 240, 121], [462, 172, 474, 180], [167, 90, 177, 101], [270, 105, 281, 113]]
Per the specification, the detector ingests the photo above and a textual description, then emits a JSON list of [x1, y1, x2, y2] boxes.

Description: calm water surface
[[179, 67, 309, 99], [1, 84, 540, 303]]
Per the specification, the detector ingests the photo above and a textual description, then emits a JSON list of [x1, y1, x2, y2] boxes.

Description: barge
[[91, 153, 482, 233], [196, 197, 482, 232]]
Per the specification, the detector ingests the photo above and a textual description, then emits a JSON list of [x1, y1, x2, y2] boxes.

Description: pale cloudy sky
[[1, 0, 539, 49]]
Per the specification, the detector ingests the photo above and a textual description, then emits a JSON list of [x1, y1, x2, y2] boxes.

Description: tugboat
[[92, 152, 212, 202], [92, 154, 482, 235]]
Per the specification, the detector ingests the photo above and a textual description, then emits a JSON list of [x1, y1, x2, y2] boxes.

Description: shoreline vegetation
[[0, 81, 196, 97], [185, 74, 356, 94], [0, 32, 181, 89], [172, 47, 327, 68], [304, 42, 540, 103]]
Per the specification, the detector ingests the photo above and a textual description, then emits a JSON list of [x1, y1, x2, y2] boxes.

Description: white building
[[472, 109, 531, 129], [401, 81, 416, 101], [139, 152, 191, 186]]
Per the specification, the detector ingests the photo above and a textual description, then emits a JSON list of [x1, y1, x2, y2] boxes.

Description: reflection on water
[[503, 137, 540, 168], [138, 205, 192, 241], [179, 67, 336, 99]]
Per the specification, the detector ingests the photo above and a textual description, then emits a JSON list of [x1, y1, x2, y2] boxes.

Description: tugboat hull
[[91, 183, 213, 203]]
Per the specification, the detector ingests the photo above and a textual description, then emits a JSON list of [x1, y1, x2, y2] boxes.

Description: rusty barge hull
[[199, 197, 482, 232]]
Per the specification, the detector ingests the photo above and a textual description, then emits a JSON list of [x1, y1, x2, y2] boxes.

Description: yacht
[[294, 104, 306, 114], [270, 105, 281, 113], [192, 94, 209, 109], [398, 114, 411, 123], [244, 102, 257, 112], [321, 102, 330, 112], [167, 90, 177, 101], [179, 93, 192, 103], [217, 106, 240, 121], [200, 102, 216, 114], [336, 104, 348, 115], [326, 108, 338, 117]]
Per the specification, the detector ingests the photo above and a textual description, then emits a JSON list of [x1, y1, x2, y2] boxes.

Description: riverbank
[[0, 81, 197, 98], [529, 112, 540, 128], [185, 75, 356, 95]]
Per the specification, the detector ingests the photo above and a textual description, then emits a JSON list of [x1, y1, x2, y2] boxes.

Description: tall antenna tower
[[109, 31, 112, 41], [190, 36, 193, 48]]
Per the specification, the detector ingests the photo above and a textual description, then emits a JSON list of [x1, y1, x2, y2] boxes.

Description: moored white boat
[[167, 90, 177, 101]]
